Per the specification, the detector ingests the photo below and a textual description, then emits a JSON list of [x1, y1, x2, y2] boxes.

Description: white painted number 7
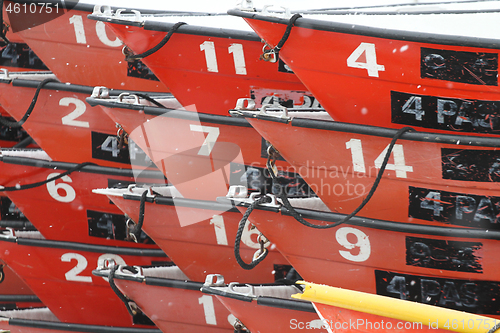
[[189, 125, 220, 156]]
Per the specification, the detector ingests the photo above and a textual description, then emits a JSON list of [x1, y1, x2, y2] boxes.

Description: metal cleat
[[204, 274, 225, 287], [234, 98, 256, 111], [226, 185, 248, 198], [228, 282, 256, 298], [117, 92, 140, 105], [90, 86, 110, 99], [262, 5, 292, 18]]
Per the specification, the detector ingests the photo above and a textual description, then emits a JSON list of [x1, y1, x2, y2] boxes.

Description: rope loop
[[234, 195, 272, 270], [266, 126, 414, 229], [260, 13, 301, 62], [127, 190, 147, 242], [125, 22, 186, 61]]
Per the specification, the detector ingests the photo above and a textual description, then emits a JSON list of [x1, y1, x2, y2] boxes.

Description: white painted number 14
[[346, 139, 413, 178]]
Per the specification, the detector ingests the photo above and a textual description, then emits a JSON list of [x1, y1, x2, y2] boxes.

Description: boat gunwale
[[201, 285, 317, 313], [86, 96, 253, 128], [218, 197, 500, 240], [231, 109, 500, 147], [122, 192, 242, 213], [0, 235, 167, 257], [0, 154, 167, 180], [5, 78, 172, 99], [88, 14, 261, 42], [228, 8, 500, 50], [8, 317, 162, 332]]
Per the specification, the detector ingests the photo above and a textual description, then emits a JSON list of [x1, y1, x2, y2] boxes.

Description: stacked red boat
[[1, 0, 500, 332]]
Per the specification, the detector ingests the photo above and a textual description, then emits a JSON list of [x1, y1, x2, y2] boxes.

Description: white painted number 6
[[46, 173, 76, 203], [336, 227, 370, 262]]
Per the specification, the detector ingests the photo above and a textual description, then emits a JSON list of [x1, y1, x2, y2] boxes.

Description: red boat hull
[[109, 270, 234, 332], [103, 188, 290, 283], [243, 115, 500, 227], [237, 10, 500, 136], [236, 203, 500, 317], [100, 19, 316, 115], [213, 294, 326, 333], [0, 152, 165, 247], [3, 1, 167, 92], [0, 235, 168, 327], [0, 79, 159, 168], [93, 100, 317, 201]]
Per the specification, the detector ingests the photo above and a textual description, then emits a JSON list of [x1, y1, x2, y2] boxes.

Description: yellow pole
[[293, 281, 498, 333]]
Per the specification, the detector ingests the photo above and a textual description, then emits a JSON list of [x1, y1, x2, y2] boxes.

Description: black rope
[[488, 323, 500, 333], [0, 78, 59, 128], [0, 162, 94, 191], [135, 93, 166, 109], [12, 136, 34, 149], [274, 14, 301, 56], [108, 265, 138, 317], [234, 195, 272, 270], [267, 126, 414, 229], [128, 190, 147, 242], [125, 22, 186, 61]]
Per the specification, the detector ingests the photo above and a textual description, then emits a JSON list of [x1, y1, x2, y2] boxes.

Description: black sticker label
[[91, 132, 152, 167], [127, 60, 160, 81], [278, 58, 294, 74], [408, 186, 500, 229], [0, 117, 31, 142], [87, 210, 154, 244], [442, 148, 500, 182], [0, 197, 27, 221], [391, 91, 500, 133], [421, 47, 498, 86], [0, 43, 47, 70], [376, 270, 500, 314], [230, 162, 315, 198], [406, 236, 482, 273]]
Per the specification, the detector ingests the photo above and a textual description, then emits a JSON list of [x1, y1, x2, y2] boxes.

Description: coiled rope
[[266, 126, 414, 229], [234, 195, 271, 270]]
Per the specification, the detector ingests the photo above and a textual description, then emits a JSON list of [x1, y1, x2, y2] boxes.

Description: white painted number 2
[[200, 41, 247, 75], [60, 97, 89, 128], [189, 125, 220, 156], [336, 227, 370, 262], [61, 253, 92, 282], [62, 253, 126, 283], [46, 173, 76, 203], [346, 139, 413, 178], [347, 42, 385, 77]]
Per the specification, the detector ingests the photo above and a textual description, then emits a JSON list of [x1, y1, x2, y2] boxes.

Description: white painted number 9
[[335, 227, 370, 262]]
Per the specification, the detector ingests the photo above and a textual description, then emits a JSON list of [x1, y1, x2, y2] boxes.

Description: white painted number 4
[[347, 42, 385, 77]]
